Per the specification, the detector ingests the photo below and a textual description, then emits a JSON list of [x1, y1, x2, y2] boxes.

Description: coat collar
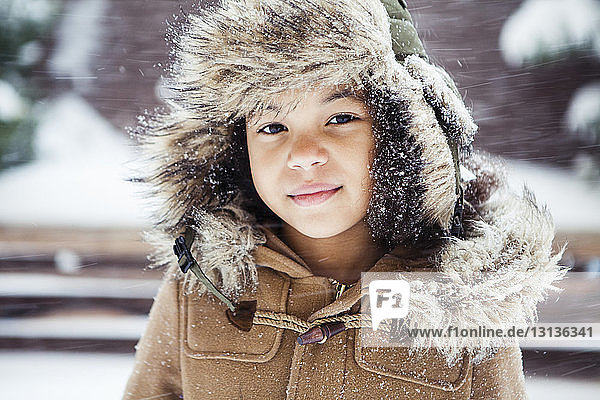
[[251, 226, 313, 278], [251, 223, 437, 320], [252, 222, 437, 277]]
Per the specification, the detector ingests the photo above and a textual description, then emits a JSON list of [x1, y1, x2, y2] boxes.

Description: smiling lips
[[288, 183, 342, 207]]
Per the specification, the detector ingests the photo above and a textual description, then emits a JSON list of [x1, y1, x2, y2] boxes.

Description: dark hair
[[364, 85, 446, 250], [229, 118, 283, 231]]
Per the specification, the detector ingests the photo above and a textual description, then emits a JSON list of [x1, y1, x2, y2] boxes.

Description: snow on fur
[[399, 185, 566, 364], [136, 0, 566, 364]]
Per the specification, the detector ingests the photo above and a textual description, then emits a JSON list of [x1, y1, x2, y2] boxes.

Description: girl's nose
[[286, 134, 328, 171]]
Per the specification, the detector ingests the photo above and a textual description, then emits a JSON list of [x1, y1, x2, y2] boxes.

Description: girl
[[124, 0, 565, 398]]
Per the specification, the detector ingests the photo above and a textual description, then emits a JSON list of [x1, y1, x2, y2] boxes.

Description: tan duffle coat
[[122, 1, 567, 397], [124, 226, 536, 400]]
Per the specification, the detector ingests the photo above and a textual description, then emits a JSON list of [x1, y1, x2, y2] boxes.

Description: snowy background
[[0, 0, 599, 398]]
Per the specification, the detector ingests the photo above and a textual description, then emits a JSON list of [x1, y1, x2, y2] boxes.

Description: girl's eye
[[328, 114, 358, 125], [257, 123, 287, 135]]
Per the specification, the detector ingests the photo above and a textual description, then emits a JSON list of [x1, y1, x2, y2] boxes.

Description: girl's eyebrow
[[267, 88, 359, 111], [322, 88, 359, 104], [251, 88, 362, 123]]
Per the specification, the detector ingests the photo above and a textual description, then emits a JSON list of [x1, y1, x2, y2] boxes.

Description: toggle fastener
[[297, 321, 346, 345]]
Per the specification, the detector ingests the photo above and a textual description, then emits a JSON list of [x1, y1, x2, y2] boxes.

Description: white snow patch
[[526, 377, 600, 399], [0, 351, 134, 400], [49, 0, 107, 91], [0, 273, 160, 298], [0, 314, 148, 340], [0, 93, 153, 228], [500, 0, 600, 67], [0, 79, 26, 121], [17, 40, 44, 66], [54, 248, 83, 274], [506, 160, 600, 233], [566, 81, 600, 142]]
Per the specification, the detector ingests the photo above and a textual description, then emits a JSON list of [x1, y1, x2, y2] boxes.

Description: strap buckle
[[173, 227, 255, 331], [173, 236, 194, 274]]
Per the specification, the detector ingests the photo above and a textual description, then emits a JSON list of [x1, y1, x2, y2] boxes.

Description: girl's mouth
[[289, 186, 342, 207]]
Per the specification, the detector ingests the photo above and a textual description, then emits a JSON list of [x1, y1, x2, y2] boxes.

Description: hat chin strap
[[382, 1, 466, 238], [447, 140, 465, 239]]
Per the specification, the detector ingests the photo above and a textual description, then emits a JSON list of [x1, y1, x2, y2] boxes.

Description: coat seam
[[353, 330, 472, 392], [340, 331, 349, 399], [285, 341, 307, 400]]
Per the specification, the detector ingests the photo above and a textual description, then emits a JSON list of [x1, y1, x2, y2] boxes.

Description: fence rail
[[0, 227, 598, 377]]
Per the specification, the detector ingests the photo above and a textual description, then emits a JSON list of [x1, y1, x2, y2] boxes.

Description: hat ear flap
[[403, 55, 477, 151]]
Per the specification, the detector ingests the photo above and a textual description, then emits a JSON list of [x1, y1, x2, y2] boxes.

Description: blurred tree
[[500, 0, 600, 183], [0, 0, 62, 170]]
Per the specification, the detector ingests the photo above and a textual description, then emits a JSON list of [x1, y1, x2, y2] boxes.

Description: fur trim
[[169, 0, 394, 123], [137, 1, 565, 362], [393, 184, 567, 364], [145, 197, 266, 301], [404, 55, 478, 150], [386, 61, 459, 227]]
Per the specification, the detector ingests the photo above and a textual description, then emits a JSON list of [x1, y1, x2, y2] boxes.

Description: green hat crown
[[381, 0, 428, 60]]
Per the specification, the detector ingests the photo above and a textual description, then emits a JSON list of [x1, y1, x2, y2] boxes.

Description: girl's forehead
[[248, 85, 366, 122]]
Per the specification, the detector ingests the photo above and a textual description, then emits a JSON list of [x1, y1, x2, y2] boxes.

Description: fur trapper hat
[[137, 0, 487, 295], [140, 0, 476, 235], [134, 3, 567, 360]]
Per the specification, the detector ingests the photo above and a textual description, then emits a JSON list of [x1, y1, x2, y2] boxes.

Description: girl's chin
[[289, 220, 353, 239]]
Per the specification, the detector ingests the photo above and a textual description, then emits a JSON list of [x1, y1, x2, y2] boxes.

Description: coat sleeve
[[469, 346, 528, 399], [123, 277, 183, 400]]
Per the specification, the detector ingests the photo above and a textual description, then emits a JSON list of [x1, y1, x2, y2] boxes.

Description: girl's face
[[246, 86, 374, 238]]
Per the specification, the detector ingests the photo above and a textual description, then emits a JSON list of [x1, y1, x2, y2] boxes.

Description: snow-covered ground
[[0, 314, 148, 340], [0, 93, 153, 228], [506, 160, 600, 233], [0, 351, 598, 400], [526, 377, 600, 399], [0, 351, 135, 400]]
